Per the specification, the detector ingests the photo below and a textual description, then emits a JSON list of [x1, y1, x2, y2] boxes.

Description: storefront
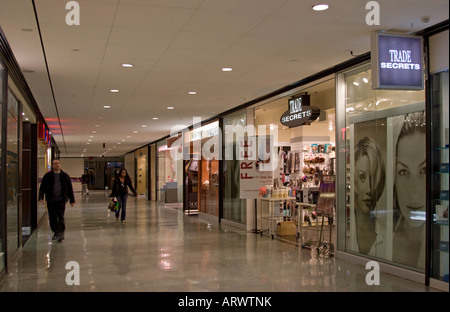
[[148, 23, 448, 289], [183, 120, 220, 217], [335, 27, 448, 290], [1, 27, 58, 275], [427, 27, 448, 290], [248, 76, 337, 245], [156, 135, 184, 204]]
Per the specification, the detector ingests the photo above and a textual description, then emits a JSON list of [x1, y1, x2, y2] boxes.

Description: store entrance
[[255, 77, 336, 253]]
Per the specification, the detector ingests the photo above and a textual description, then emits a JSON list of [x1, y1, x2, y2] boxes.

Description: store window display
[[343, 64, 426, 270], [354, 136, 385, 255], [254, 78, 337, 248], [183, 121, 219, 216], [223, 111, 247, 224], [392, 111, 426, 269]]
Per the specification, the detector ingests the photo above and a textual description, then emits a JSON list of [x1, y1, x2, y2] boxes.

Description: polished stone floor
[[0, 191, 440, 292]]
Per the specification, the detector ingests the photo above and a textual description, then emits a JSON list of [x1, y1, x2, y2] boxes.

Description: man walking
[[39, 159, 75, 242], [81, 172, 90, 196]]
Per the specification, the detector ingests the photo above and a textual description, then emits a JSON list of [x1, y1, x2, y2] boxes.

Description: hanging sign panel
[[371, 32, 424, 90], [280, 94, 320, 128]]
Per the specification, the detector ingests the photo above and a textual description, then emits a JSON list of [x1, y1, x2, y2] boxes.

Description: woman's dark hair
[[116, 168, 132, 183]]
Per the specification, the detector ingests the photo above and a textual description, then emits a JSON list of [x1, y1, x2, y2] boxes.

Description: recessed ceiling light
[[104, 105, 111, 108], [222, 67, 232, 72], [167, 106, 174, 110], [153, 117, 158, 120], [110, 89, 119, 93], [141, 125, 147, 128], [122, 63, 134, 68], [133, 131, 138, 133], [362, 78, 369, 83], [312, 4, 329, 11], [188, 91, 197, 95], [353, 81, 359, 86]]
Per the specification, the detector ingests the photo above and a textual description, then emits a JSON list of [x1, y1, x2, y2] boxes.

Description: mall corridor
[[0, 191, 439, 293]]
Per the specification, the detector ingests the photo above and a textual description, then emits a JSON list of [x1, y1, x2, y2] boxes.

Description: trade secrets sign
[[371, 32, 424, 90], [280, 94, 320, 128]]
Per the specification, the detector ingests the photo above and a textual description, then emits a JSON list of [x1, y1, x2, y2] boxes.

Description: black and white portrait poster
[[350, 118, 387, 257], [349, 108, 426, 270]]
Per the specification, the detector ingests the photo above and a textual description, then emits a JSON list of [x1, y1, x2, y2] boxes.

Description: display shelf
[[260, 197, 298, 240]]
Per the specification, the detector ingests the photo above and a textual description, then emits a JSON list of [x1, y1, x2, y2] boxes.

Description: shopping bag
[[108, 200, 116, 212]]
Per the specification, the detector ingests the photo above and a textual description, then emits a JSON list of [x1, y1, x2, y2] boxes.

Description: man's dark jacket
[[39, 170, 75, 204]]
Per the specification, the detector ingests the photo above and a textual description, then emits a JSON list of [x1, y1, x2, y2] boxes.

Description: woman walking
[[111, 168, 137, 223]]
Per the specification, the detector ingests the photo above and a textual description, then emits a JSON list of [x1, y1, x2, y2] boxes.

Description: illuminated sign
[[38, 122, 51, 145], [280, 94, 320, 128], [371, 32, 424, 90]]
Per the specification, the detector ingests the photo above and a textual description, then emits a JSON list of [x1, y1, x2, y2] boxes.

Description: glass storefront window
[[0, 64, 4, 272], [37, 144, 48, 224], [223, 110, 247, 224], [430, 70, 449, 283], [6, 89, 19, 261], [183, 121, 220, 216], [340, 64, 426, 271]]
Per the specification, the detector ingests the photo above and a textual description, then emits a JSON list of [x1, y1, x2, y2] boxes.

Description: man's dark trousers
[[48, 200, 66, 236]]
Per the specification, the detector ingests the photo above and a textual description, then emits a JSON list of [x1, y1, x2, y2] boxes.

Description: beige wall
[[59, 157, 84, 178]]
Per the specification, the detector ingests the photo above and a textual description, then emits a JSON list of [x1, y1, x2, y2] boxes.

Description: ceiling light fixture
[[104, 105, 111, 108], [188, 91, 197, 95], [110, 89, 119, 93], [167, 106, 174, 110], [221, 67, 232, 72], [312, 4, 329, 11], [122, 63, 134, 68], [153, 117, 159, 120]]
